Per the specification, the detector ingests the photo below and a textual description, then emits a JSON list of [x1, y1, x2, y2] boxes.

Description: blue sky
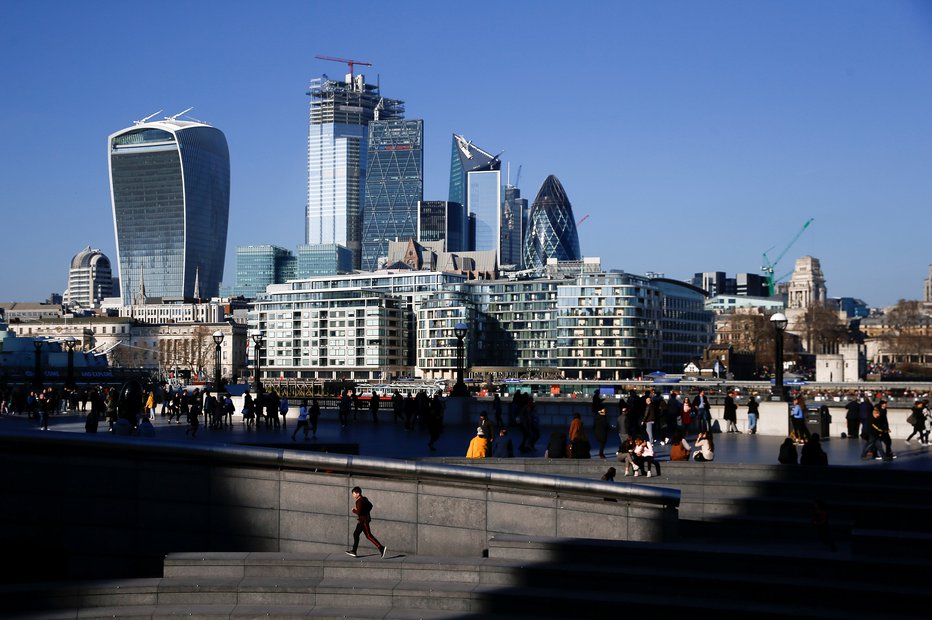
[[1, 0, 930, 308]]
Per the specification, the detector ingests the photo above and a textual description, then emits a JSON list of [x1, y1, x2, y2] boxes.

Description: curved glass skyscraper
[[109, 118, 230, 304], [523, 175, 581, 270]]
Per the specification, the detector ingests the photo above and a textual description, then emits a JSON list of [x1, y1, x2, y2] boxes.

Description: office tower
[[63, 246, 113, 310], [306, 72, 403, 269], [523, 175, 581, 270], [296, 243, 354, 277], [109, 116, 230, 304], [692, 272, 728, 296], [467, 169, 502, 261], [361, 119, 424, 271], [229, 245, 295, 299], [501, 185, 528, 268], [418, 201, 467, 252], [735, 273, 768, 297], [448, 134, 499, 208]]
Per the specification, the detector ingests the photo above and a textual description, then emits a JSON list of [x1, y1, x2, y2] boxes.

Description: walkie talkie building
[[109, 117, 230, 304]]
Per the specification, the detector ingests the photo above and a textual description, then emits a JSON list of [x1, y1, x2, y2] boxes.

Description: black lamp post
[[251, 331, 263, 396], [64, 336, 78, 391], [451, 321, 468, 397], [771, 312, 788, 401], [33, 340, 43, 390], [212, 330, 224, 428]]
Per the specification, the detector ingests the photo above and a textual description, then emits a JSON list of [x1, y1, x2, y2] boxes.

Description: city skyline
[[2, 1, 931, 308]]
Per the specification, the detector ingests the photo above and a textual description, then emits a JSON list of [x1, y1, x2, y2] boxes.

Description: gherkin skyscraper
[[523, 175, 581, 270]]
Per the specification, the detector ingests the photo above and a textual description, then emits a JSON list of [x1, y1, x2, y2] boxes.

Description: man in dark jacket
[[346, 486, 386, 558], [845, 397, 861, 438]]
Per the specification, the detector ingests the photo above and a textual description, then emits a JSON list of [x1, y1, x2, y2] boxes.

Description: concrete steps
[[5, 542, 932, 619]]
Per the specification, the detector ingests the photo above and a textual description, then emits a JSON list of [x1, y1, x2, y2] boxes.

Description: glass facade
[[109, 121, 230, 304], [467, 170, 501, 260], [417, 201, 466, 252], [501, 186, 527, 268], [651, 278, 715, 373], [296, 243, 353, 278], [228, 245, 294, 299], [523, 175, 581, 270], [306, 75, 403, 269], [361, 119, 424, 271], [448, 134, 500, 214]]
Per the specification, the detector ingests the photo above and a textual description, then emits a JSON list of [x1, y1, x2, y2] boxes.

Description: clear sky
[[2, 0, 930, 308]]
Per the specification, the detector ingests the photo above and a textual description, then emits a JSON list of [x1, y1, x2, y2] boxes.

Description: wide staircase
[[4, 463, 932, 618]]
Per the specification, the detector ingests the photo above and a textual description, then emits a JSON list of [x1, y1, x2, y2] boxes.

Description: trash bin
[[805, 406, 830, 437]]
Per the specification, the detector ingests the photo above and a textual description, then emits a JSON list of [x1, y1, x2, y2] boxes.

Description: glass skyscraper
[[361, 119, 424, 271], [448, 134, 499, 209], [296, 243, 354, 278], [523, 175, 581, 270], [501, 185, 528, 268], [418, 201, 467, 252], [109, 118, 230, 304], [228, 245, 295, 299], [468, 169, 502, 261], [306, 73, 403, 269]]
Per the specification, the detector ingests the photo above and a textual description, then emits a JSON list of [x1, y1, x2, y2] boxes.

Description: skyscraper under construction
[[306, 70, 403, 269]]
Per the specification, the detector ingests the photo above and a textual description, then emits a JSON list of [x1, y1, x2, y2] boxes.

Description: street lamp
[[64, 336, 78, 391], [451, 321, 468, 397], [251, 331, 263, 396], [212, 330, 224, 429], [33, 340, 43, 391], [770, 312, 788, 401]]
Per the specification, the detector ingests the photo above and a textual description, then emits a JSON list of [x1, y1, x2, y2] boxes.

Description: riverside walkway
[[3, 406, 931, 470]]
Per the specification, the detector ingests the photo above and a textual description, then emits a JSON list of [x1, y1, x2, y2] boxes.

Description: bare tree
[[800, 304, 848, 355], [883, 299, 932, 364]]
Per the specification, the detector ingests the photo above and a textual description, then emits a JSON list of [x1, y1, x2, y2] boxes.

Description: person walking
[[844, 396, 861, 439], [692, 389, 711, 433], [593, 407, 610, 458], [723, 391, 739, 433], [308, 397, 321, 439], [346, 486, 386, 558], [791, 396, 810, 444], [905, 399, 928, 445], [747, 393, 760, 434], [292, 402, 310, 441]]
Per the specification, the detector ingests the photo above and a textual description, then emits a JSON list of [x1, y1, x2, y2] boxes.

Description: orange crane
[[315, 55, 372, 79]]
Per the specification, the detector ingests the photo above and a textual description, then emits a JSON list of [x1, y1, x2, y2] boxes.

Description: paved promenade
[[3, 406, 931, 471]]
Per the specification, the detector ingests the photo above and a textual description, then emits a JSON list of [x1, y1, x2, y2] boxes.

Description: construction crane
[[576, 214, 590, 227], [315, 55, 372, 79], [761, 217, 814, 296]]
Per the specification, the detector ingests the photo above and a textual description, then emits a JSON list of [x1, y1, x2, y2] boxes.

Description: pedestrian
[[692, 431, 715, 462], [790, 396, 810, 444], [492, 393, 504, 429], [489, 428, 514, 458], [844, 396, 860, 439], [466, 427, 489, 458], [292, 402, 310, 441], [593, 407, 609, 458], [392, 390, 404, 424], [747, 393, 760, 435], [309, 397, 320, 439], [544, 431, 567, 458], [631, 436, 656, 476], [905, 400, 927, 445], [778, 437, 798, 464], [800, 433, 828, 466], [368, 391, 379, 423], [692, 389, 711, 433], [345, 486, 386, 558], [339, 389, 352, 428], [279, 396, 289, 428], [669, 429, 691, 461], [860, 407, 887, 460], [723, 391, 739, 433]]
